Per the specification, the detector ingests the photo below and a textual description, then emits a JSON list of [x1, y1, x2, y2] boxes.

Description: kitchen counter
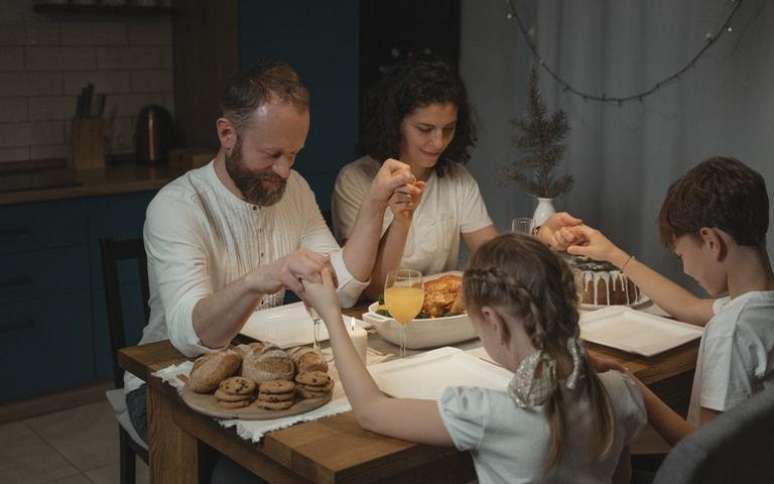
[[0, 162, 195, 206]]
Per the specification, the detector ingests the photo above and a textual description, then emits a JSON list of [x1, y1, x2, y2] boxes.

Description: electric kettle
[[135, 105, 173, 164]]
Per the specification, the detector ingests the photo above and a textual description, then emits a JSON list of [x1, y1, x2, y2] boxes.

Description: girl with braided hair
[[301, 233, 645, 484]]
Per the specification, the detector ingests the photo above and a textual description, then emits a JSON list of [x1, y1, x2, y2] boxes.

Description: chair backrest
[[99, 238, 150, 389], [652, 386, 774, 484]]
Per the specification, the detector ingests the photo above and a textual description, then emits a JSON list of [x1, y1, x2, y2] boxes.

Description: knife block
[[70, 118, 105, 171]]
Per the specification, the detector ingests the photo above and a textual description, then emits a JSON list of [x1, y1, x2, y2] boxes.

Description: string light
[[504, 0, 745, 105]]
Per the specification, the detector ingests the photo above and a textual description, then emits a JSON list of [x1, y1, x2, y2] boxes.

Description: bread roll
[[288, 347, 328, 373], [188, 350, 242, 393], [242, 348, 295, 384]]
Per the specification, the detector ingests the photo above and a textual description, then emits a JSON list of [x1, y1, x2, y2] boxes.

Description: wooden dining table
[[118, 304, 698, 483]]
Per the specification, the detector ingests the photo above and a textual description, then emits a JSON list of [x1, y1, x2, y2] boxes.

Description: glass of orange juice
[[384, 269, 424, 358]]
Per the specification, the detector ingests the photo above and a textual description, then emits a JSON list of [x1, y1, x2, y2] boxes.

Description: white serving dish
[[363, 271, 478, 350], [362, 300, 477, 350], [579, 306, 703, 357], [368, 347, 512, 400]]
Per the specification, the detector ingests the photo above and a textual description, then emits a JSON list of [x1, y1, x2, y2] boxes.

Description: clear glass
[[384, 269, 424, 358], [304, 303, 322, 350], [512, 216, 533, 234]]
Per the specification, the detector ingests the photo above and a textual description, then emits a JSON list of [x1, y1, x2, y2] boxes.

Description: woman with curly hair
[[332, 56, 580, 297]]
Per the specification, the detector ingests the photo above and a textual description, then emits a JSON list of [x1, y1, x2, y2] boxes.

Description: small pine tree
[[507, 67, 574, 198]]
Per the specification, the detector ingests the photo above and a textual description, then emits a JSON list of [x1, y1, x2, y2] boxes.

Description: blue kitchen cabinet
[[0, 190, 156, 403]]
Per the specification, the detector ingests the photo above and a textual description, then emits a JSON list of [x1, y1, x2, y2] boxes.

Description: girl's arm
[[304, 268, 454, 446], [363, 182, 424, 300]]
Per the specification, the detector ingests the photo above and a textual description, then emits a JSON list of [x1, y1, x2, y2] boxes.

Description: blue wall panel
[[238, 0, 359, 210]]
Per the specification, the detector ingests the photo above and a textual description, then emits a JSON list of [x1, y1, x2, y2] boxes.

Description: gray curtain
[[461, 0, 774, 289]]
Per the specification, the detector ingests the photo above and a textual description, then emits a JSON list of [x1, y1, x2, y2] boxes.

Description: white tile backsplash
[[0, 71, 63, 96], [0, 0, 173, 163], [25, 46, 98, 71], [0, 122, 31, 147], [0, 146, 29, 162], [29, 121, 65, 145], [0, 47, 24, 71], [28, 96, 77, 121], [96, 45, 164, 70], [0, 97, 28, 122], [63, 70, 133, 95], [61, 20, 128, 46]]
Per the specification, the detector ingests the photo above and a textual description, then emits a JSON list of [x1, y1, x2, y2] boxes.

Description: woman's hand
[[388, 180, 425, 226], [537, 212, 583, 250], [300, 267, 342, 322], [369, 158, 416, 208]]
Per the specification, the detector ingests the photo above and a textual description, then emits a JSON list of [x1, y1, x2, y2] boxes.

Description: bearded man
[[124, 61, 419, 442]]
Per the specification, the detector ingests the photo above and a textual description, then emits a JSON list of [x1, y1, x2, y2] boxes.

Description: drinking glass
[[384, 269, 424, 358], [512, 216, 533, 234], [304, 303, 323, 350]]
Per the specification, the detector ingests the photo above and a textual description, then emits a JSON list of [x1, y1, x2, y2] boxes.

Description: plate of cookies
[[181, 342, 335, 419]]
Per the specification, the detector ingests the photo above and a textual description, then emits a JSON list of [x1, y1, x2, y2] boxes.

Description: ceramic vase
[[532, 197, 556, 228]]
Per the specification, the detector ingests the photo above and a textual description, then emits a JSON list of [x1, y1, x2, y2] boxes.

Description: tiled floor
[[0, 400, 149, 484]]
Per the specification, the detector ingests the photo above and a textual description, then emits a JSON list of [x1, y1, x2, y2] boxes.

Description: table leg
[[148, 376, 199, 484]]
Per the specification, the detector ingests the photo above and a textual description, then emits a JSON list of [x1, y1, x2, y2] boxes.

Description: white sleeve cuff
[[167, 295, 228, 357], [329, 249, 369, 308]]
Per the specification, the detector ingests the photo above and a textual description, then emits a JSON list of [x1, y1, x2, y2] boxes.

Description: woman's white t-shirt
[[332, 156, 494, 275], [439, 371, 646, 484]]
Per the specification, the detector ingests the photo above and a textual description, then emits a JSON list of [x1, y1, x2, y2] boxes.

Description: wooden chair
[[99, 238, 150, 484]]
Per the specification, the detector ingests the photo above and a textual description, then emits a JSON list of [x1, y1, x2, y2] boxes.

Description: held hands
[[300, 267, 341, 322], [537, 212, 584, 250], [388, 180, 425, 225], [370, 158, 417, 207], [564, 225, 628, 265], [249, 249, 335, 296]]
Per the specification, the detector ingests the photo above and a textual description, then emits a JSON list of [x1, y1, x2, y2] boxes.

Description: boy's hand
[[566, 225, 629, 266], [538, 212, 583, 250], [301, 267, 342, 321]]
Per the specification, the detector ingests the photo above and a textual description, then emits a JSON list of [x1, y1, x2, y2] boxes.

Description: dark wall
[[238, 1, 359, 210]]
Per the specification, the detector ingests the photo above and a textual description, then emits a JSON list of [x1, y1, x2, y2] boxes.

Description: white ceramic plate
[[239, 302, 367, 348], [579, 306, 702, 357], [368, 347, 512, 400], [580, 293, 651, 311]]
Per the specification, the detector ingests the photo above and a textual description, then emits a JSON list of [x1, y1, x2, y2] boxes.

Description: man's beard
[[225, 137, 287, 206]]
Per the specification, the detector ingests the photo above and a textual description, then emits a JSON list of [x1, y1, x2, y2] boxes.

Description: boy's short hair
[[658, 156, 770, 248]]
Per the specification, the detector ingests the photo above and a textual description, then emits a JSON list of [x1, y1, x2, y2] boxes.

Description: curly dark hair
[[361, 55, 477, 177], [658, 156, 770, 248]]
